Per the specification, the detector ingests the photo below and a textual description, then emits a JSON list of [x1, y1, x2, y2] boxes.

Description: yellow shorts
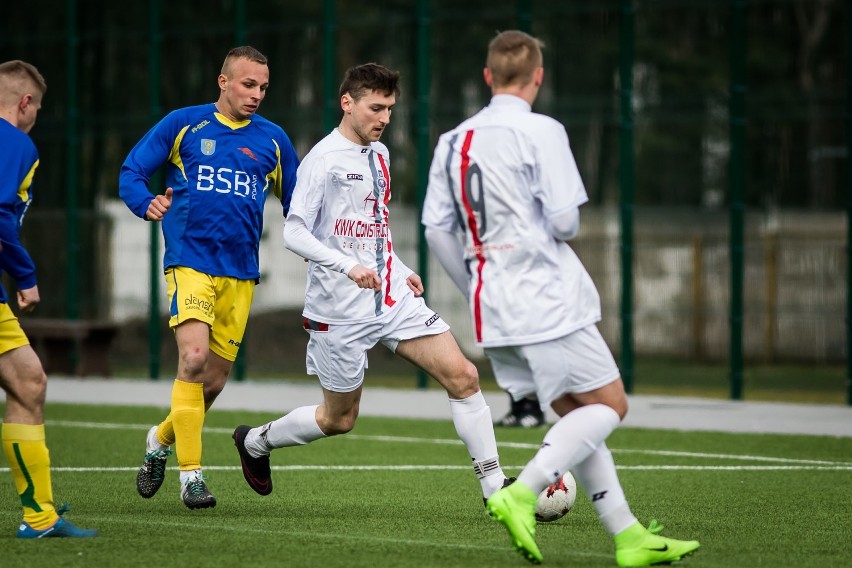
[[0, 302, 30, 356], [165, 267, 255, 362]]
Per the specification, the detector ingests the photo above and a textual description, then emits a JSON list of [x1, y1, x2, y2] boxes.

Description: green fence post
[[415, 0, 431, 389], [846, 0, 852, 406], [147, 0, 162, 380], [323, 0, 337, 133], [619, 0, 635, 394], [516, 0, 532, 33], [65, 0, 80, 324], [63, 0, 83, 374], [729, 0, 747, 401]]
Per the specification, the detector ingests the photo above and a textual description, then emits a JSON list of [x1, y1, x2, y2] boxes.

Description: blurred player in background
[[422, 31, 700, 566], [232, 63, 511, 507], [119, 46, 299, 510], [0, 59, 97, 538], [495, 392, 544, 428]]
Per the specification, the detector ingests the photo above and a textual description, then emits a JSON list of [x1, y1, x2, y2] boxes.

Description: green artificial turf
[[0, 403, 849, 567]]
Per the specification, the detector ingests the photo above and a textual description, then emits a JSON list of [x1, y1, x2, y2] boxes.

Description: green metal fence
[[1, 0, 847, 404]]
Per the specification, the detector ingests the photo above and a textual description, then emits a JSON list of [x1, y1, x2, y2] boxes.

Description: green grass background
[[1, 402, 850, 567]]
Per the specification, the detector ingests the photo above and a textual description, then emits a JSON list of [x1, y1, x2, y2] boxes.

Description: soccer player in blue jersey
[[119, 46, 299, 509], [0, 60, 98, 538]]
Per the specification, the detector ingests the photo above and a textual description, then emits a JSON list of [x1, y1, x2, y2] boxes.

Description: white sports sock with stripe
[[449, 391, 506, 497]]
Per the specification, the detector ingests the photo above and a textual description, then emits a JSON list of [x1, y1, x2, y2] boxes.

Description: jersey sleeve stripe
[[167, 125, 191, 181]]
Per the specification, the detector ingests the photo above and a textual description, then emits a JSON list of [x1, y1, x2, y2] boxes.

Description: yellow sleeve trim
[[267, 139, 283, 200], [17, 160, 39, 203], [168, 126, 191, 181]]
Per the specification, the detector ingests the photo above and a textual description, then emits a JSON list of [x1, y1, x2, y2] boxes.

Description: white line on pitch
[[43, 419, 852, 467], [1, 464, 851, 473]]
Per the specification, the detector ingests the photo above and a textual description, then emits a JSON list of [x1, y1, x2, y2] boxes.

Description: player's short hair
[[0, 60, 47, 106], [338, 63, 400, 101], [221, 46, 268, 76], [486, 30, 544, 88]]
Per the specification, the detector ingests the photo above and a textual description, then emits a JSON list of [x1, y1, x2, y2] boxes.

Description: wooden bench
[[19, 319, 119, 377]]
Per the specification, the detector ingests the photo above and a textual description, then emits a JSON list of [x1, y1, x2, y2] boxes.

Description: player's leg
[[234, 318, 372, 495], [393, 321, 508, 502], [169, 319, 218, 508], [562, 383, 699, 566], [0, 306, 97, 537], [136, 268, 218, 506], [495, 392, 545, 428], [476, 346, 542, 562], [489, 326, 698, 565], [486, 328, 624, 563], [151, 352, 231, 450]]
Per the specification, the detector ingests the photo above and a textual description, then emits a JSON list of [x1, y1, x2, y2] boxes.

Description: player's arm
[[0, 207, 38, 310], [424, 227, 468, 296], [546, 207, 580, 241], [422, 136, 469, 296], [282, 216, 379, 290], [118, 113, 180, 220], [534, 121, 588, 242]]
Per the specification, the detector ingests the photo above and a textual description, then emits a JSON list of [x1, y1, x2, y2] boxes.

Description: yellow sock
[[170, 379, 205, 471], [1, 423, 58, 530], [157, 400, 213, 447]]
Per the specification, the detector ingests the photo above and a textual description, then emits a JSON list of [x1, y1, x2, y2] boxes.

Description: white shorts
[[303, 293, 450, 393], [484, 325, 620, 409]]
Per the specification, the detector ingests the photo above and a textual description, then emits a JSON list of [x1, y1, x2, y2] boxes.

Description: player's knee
[[443, 360, 480, 399], [179, 348, 208, 377], [322, 414, 357, 436], [6, 369, 47, 415]]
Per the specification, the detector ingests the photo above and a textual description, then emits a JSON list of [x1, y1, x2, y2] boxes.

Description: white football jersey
[[422, 95, 601, 347], [287, 129, 413, 324]]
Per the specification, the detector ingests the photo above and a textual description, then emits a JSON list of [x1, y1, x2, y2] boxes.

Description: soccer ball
[[535, 472, 577, 522]]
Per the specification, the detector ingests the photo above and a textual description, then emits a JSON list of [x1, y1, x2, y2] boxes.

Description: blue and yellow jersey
[[0, 118, 39, 304], [119, 103, 299, 280]]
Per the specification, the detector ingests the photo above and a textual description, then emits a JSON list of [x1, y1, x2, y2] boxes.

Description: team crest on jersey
[[201, 139, 216, 156], [377, 177, 387, 189]]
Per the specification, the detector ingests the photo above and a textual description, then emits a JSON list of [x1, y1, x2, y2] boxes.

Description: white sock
[[146, 425, 168, 452], [518, 403, 621, 494], [573, 443, 637, 535], [245, 405, 326, 457], [449, 391, 505, 497], [179, 468, 202, 484]]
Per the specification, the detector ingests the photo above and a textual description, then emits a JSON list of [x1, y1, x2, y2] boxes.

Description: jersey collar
[[213, 111, 252, 130], [488, 94, 531, 112]]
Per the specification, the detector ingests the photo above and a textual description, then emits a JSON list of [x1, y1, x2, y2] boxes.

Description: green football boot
[[486, 481, 543, 564], [614, 520, 700, 567]]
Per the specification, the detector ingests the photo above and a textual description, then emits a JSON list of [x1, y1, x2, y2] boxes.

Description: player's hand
[[145, 187, 173, 221], [17, 285, 40, 313], [348, 264, 382, 291], [405, 273, 424, 297]]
